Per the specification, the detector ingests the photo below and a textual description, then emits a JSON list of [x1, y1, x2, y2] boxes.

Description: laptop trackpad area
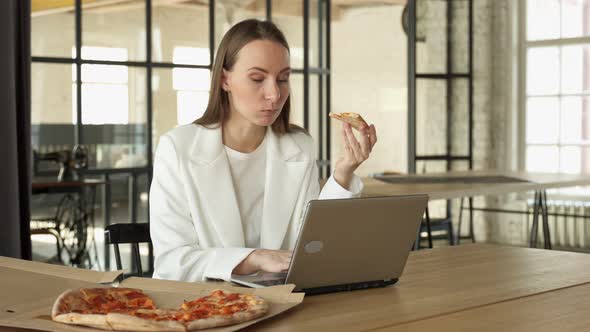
[[231, 271, 288, 286]]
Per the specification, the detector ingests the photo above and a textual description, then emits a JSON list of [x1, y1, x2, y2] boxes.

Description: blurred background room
[[3, 0, 590, 276]]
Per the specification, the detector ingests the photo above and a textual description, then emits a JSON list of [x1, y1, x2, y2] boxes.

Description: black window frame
[[31, 0, 332, 271]]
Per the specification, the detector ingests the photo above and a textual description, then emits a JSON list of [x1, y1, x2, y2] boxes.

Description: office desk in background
[[250, 244, 590, 331], [362, 171, 590, 200], [361, 170, 590, 249]]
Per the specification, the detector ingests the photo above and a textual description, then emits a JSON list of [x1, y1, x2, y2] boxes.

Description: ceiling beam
[[31, 0, 405, 18], [332, 0, 406, 6], [31, 0, 200, 17]]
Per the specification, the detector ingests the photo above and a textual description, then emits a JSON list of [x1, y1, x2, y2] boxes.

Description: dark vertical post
[[468, 0, 474, 170], [468, 196, 474, 242], [130, 173, 138, 225], [133, 243, 143, 276], [145, 0, 154, 272], [75, 0, 82, 145], [467, 0, 475, 243], [102, 173, 112, 270], [445, 0, 453, 220], [128, 172, 138, 271], [303, 0, 310, 130], [0, 0, 32, 259], [18, 0, 32, 260], [326, 0, 332, 176], [146, 0, 153, 176], [446, 0, 453, 172], [209, 0, 215, 66], [530, 191, 540, 248], [407, 0, 417, 174], [318, 0, 324, 178], [541, 191, 551, 249]]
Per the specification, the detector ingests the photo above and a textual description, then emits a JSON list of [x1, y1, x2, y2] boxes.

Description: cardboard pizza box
[[119, 278, 304, 331], [0, 256, 304, 332]]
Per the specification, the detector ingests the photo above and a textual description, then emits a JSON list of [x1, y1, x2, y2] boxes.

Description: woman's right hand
[[232, 249, 292, 275]]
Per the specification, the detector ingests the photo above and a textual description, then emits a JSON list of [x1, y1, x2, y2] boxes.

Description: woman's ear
[[221, 69, 230, 92]]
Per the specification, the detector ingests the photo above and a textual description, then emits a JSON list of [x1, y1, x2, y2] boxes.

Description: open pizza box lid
[[0, 256, 304, 331]]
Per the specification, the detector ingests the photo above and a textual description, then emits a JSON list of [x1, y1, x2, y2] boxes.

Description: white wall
[[331, 5, 408, 176]]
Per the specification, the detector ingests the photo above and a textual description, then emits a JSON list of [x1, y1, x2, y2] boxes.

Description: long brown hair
[[195, 19, 304, 135]]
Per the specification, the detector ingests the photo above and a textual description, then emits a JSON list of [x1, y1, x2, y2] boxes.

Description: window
[[31, 0, 330, 270], [72, 46, 129, 125], [523, 0, 590, 176], [172, 47, 210, 125]]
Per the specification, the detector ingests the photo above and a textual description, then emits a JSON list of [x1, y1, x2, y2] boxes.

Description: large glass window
[[73, 47, 130, 125], [523, 0, 590, 176], [31, 0, 330, 270], [172, 47, 210, 125]]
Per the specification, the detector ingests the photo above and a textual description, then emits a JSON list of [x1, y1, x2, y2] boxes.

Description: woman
[[150, 19, 377, 282]]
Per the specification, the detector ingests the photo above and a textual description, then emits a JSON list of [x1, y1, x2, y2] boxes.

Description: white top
[[224, 138, 267, 248]]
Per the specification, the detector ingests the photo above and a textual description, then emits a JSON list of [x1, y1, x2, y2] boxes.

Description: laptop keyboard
[[249, 272, 288, 287]]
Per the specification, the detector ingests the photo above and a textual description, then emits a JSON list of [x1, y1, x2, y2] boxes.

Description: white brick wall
[[331, 6, 409, 176], [418, 0, 525, 244]]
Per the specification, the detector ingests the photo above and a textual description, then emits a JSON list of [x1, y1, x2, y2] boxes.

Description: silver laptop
[[231, 195, 428, 295]]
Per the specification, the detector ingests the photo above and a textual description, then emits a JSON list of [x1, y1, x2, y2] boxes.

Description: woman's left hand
[[333, 122, 377, 189]]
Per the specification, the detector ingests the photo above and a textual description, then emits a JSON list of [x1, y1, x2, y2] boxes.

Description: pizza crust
[[329, 112, 368, 130], [185, 307, 267, 331], [53, 313, 113, 331], [51, 289, 112, 331], [106, 312, 185, 332], [51, 289, 78, 318]]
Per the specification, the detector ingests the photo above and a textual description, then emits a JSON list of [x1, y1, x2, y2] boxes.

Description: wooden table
[[361, 171, 590, 249], [32, 178, 105, 194], [361, 170, 590, 200], [380, 283, 590, 331], [250, 244, 590, 331]]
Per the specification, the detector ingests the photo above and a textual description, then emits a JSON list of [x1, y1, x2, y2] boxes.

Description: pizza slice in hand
[[329, 112, 368, 131]]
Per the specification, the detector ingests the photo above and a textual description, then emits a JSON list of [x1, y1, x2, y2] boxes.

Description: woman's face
[[223, 39, 291, 127]]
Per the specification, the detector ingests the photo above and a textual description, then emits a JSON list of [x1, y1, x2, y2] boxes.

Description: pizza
[[51, 288, 269, 331], [329, 112, 368, 130], [51, 288, 157, 330]]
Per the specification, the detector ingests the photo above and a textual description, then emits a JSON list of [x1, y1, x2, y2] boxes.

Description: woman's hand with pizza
[[329, 113, 378, 189]]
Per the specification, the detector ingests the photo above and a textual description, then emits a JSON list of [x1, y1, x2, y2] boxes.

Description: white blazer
[[149, 124, 363, 282]]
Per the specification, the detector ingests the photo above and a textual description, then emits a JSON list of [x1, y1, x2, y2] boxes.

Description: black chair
[[414, 207, 454, 250], [104, 223, 152, 278], [416, 217, 454, 248]]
